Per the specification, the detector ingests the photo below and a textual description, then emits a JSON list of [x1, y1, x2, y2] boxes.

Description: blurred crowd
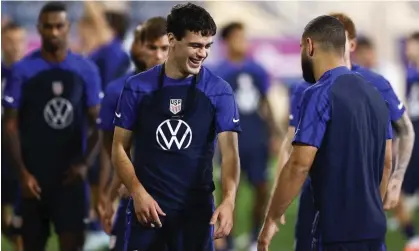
[[1, 1, 419, 251]]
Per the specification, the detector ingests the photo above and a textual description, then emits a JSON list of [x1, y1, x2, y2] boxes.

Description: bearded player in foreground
[[112, 3, 241, 250], [97, 17, 169, 251], [259, 15, 393, 251], [278, 13, 415, 251]]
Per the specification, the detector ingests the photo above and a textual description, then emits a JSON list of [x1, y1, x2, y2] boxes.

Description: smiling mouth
[[188, 58, 201, 67]]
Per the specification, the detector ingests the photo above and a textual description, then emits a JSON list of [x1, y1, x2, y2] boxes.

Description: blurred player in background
[[97, 17, 169, 251], [112, 3, 241, 250], [353, 36, 377, 69], [278, 13, 415, 251], [402, 31, 419, 249], [2, 2, 102, 250], [214, 22, 280, 251], [1, 21, 27, 251], [259, 15, 393, 251], [78, 2, 131, 247]]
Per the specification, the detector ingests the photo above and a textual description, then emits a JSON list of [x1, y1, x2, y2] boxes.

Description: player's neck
[[227, 52, 246, 63], [165, 56, 191, 79], [345, 58, 352, 70], [41, 47, 68, 63], [2, 56, 15, 67], [314, 55, 346, 81]]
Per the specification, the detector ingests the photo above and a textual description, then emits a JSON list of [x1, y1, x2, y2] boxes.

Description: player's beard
[[301, 54, 316, 84]]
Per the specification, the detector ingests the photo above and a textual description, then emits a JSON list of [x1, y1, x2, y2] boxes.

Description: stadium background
[[1, 1, 419, 250]]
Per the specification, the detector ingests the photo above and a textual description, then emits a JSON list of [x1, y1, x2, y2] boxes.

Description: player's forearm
[[4, 129, 27, 176], [107, 174, 123, 202], [266, 159, 308, 221], [112, 144, 143, 195], [262, 98, 282, 138], [220, 155, 240, 204], [99, 130, 114, 193], [380, 162, 392, 200], [392, 114, 415, 181], [275, 127, 295, 177]]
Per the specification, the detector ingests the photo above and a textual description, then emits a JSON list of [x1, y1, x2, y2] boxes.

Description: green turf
[[2, 160, 418, 251]]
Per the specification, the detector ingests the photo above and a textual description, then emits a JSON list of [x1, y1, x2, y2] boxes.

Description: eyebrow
[[187, 42, 214, 46]]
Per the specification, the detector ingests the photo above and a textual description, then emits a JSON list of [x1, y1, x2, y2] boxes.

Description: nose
[[156, 49, 164, 60], [196, 47, 207, 59]]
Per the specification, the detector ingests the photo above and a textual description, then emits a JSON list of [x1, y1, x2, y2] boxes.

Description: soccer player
[[213, 21, 279, 251], [276, 13, 415, 251], [1, 21, 26, 251], [112, 3, 241, 250], [402, 32, 419, 248], [353, 36, 377, 69], [258, 15, 393, 251], [2, 2, 102, 251], [97, 17, 169, 251]]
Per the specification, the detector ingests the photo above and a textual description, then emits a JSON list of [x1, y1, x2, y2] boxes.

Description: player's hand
[[132, 189, 166, 228], [257, 218, 279, 251], [20, 171, 41, 200], [383, 178, 403, 210], [97, 194, 114, 234], [63, 163, 88, 185], [210, 199, 234, 239]]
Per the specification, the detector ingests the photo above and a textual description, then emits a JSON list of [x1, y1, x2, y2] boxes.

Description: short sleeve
[[114, 81, 141, 131], [293, 87, 330, 148], [377, 78, 405, 121], [2, 64, 23, 109], [215, 84, 242, 134], [83, 62, 103, 107], [387, 118, 393, 140], [98, 85, 120, 131]]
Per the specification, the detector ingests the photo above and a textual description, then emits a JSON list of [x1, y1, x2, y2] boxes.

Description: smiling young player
[[112, 3, 241, 250]]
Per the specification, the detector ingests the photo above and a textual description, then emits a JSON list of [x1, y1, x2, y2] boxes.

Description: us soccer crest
[[169, 99, 182, 115], [52, 81, 63, 96]]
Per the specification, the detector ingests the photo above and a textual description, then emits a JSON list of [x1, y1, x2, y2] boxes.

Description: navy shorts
[[240, 146, 269, 186], [313, 239, 386, 251], [109, 197, 130, 251], [295, 179, 316, 251], [20, 179, 88, 244], [124, 198, 214, 251], [1, 179, 19, 205]]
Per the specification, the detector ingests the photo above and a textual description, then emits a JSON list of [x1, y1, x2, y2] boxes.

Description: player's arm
[[264, 88, 329, 223], [3, 108, 26, 176], [83, 1, 113, 45], [84, 106, 101, 167], [391, 112, 414, 182], [381, 138, 393, 201], [217, 131, 240, 205]]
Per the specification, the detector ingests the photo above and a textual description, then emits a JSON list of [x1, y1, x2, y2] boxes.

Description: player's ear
[[306, 37, 314, 57], [167, 33, 176, 48], [350, 39, 357, 53]]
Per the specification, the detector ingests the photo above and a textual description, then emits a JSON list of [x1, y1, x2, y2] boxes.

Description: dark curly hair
[[167, 3, 217, 41]]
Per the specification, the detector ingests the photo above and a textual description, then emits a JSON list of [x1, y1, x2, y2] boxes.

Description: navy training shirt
[[2, 50, 102, 185], [293, 66, 392, 243], [289, 80, 310, 127], [97, 71, 136, 131], [406, 67, 419, 121], [214, 59, 270, 149], [89, 39, 130, 88], [2, 62, 15, 180], [114, 64, 241, 211]]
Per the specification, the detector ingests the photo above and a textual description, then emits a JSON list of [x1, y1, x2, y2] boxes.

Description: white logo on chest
[[43, 81, 73, 129], [156, 119, 192, 150]]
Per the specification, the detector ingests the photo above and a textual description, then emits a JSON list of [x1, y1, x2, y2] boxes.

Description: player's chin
[[187, 58, 202, 74]]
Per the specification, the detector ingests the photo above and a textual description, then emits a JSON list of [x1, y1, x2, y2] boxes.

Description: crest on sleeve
[[52, 81, 63, 96], [169, 99, 182, 115]]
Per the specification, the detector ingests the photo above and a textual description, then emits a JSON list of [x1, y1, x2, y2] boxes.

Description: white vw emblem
[[156, 119, 192, 150], [43, 97, 74, 129]]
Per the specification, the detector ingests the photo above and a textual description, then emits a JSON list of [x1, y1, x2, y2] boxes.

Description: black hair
[[1, 22, 23, 34], [220, 22, 244, 41], [139, 17, 167, 43], [408, 32, 419, 42], [38, 2, 67, 20], [302, 15, 346, 55], [356, 36, 374, 50], [105, 11, 130, 41], [167, 3, 217, 40]]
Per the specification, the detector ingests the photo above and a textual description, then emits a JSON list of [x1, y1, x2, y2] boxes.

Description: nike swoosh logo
[[233, 118, 239, 123], [4, 96, 14, 103], [115, 112, 121, 118], [398, 102, 403, 110]]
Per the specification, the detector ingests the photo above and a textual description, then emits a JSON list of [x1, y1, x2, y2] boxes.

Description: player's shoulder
[[67, 52, 100, 74], [105, 72, 134, 95], [352, 64, 389, 87], [246, 59, 267, 74], [124, 65, 160, 93], [200, 66, 234, 96], [292, 80, 311, 95], [12, 49, 43, 73]]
